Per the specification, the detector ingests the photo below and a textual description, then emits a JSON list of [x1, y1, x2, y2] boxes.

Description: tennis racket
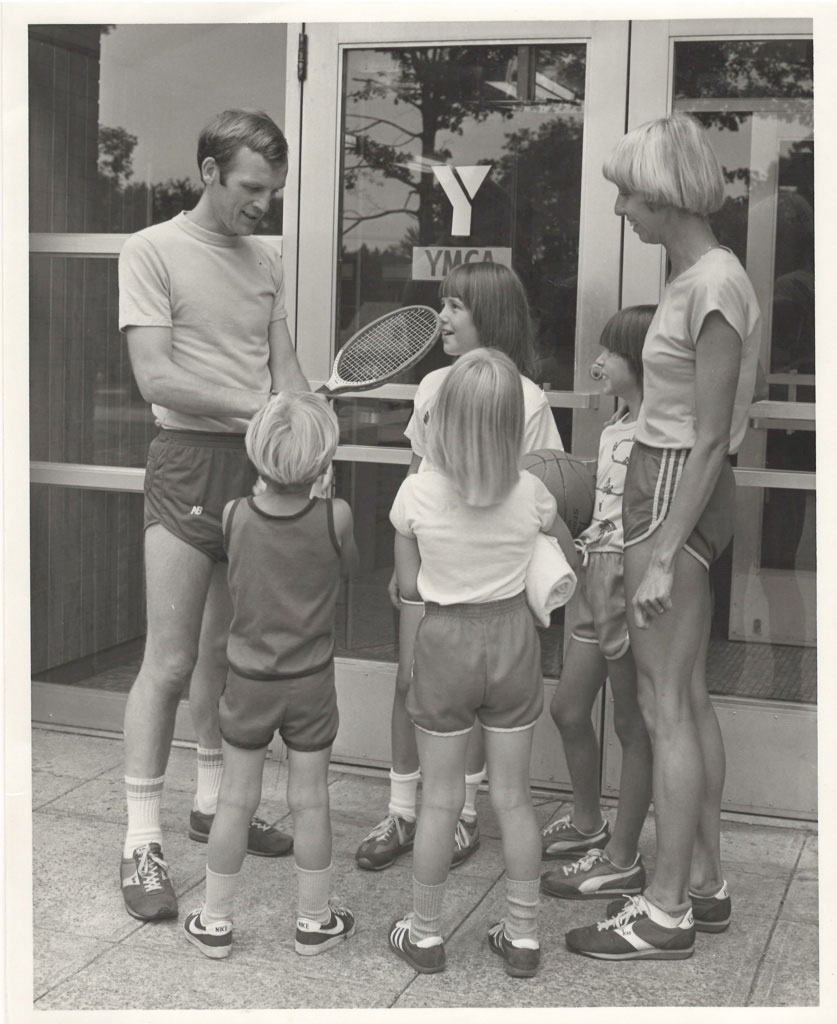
[[316, 305, 441, 396]]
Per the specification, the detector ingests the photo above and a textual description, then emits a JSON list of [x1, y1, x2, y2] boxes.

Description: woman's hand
[[631, 555, 675, 628]]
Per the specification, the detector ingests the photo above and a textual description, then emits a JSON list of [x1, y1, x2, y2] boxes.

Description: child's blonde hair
[[600, 304, 656, 390], [246, 391, 339, 488], [602, 112, 725, 216], [439, 262, 537, 380], [426, 348, 523, 507]]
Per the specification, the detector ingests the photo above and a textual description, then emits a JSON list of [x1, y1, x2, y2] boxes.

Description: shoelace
[[365, 815, 399, 842], [544, 814, 572, 837], [136, 845, 168, 893], [597, 895, 643, 931], [563, 849, 605, 876], [250, 817, 273, 833]]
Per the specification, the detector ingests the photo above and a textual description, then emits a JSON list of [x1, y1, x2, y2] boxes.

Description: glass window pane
[[30, 485, 146, 678], [339, 44, 585, 420], [29, 255, 155, 467], [674, 37, 815, 702], [29, 24, 288, 233]]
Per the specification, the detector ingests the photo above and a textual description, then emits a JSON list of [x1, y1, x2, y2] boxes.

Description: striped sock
[[204, 866, 238, 924], [504, 877, 540, 945], [411, 878, 445, 941], [388, 768, 420, 822], [194, 747, 224, 815], [123, 774, 165, 857], [296, 862, 332, 924]]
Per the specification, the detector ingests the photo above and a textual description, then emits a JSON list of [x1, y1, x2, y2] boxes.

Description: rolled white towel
[[525, 533, 577, 627]]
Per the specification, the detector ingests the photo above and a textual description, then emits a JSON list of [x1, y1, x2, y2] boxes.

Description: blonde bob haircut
[[426, 348, 524, 508], [245, 391, 339, 488], [603, 112, 725, 216]]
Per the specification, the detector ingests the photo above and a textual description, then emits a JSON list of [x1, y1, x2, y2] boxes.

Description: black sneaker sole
[[295, 923, 356, 955], [123, 901, 178, 921], [541, 882, 644, 900]]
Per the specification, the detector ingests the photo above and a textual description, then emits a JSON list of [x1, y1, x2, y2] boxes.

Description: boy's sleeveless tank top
[[224, 496, 342, 680]]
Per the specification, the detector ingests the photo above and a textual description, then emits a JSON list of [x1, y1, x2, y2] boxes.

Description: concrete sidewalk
[[27, 725, 819, 1012]]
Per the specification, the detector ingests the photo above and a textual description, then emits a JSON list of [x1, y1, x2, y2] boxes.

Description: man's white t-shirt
[[118, 212, 287, 434]]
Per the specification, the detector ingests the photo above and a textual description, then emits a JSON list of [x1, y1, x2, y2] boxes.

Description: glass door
[[602, 19, 816, 818], [289, 20, 630, 785]]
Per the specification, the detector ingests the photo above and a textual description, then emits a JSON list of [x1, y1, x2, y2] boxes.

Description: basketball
[[522, 449, 595, 538]]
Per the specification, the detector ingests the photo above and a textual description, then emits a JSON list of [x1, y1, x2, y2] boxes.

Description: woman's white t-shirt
[[637, 247, 761, 455]]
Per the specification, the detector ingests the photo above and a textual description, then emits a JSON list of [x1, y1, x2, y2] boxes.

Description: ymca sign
[[412, 161, 511, 280], [412, 246, 513, 281]]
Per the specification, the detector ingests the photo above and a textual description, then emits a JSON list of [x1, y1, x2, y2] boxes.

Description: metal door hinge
[[297, 31, 307, 82]]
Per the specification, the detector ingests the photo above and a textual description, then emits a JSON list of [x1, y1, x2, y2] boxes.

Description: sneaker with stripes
[[565, 894, 695, 961], [295, 899, 356, 955], [388, 914, 446, 973], [541, 848, 645, 900], [183, 908, 232, 959], [120, 843, 177, 921]]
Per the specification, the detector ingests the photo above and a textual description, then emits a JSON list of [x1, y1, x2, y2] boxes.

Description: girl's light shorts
[[570, 551, 630, 661], [623, 442, 735, 569], [408, 592, 543, 736]]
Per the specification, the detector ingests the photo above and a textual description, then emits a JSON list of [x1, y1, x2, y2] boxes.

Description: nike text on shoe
[[487, 922, 540, 978], [355, 814, 416, 871], [450, 816, 480, 868], [541, 814, 610, 860], [388, 914, 446, 973], [183, 908, 232, 959], [541, 848, 645, 900], [295, 900, 355, 955], [606, 881, 731, 934], [120, 842, 177, 921], [565, 894, 695, 961], [189, 809, 293, 857]]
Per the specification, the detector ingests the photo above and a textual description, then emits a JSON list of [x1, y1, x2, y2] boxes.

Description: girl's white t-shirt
[[390, 469, 556, 605], [404, 365, 564, 461], [637, 247, 761, 454]]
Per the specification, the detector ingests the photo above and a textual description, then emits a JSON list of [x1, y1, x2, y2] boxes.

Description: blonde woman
[[566, 113, 761, 960]]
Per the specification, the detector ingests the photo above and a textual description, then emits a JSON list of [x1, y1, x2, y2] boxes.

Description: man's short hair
[[197, 109, 288, 181]]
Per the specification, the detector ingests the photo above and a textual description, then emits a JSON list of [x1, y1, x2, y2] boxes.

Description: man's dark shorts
[[143, 429, 257, 562]]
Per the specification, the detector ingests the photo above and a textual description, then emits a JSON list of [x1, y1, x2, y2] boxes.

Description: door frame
[[285, 19, 631, 788]]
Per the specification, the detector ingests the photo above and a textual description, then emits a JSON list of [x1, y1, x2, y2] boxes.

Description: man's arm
[[126, 325, 267, 419], [268, 318, 310, 393]]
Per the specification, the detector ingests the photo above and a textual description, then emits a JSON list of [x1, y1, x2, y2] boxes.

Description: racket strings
[[335, 309, 438, 384]]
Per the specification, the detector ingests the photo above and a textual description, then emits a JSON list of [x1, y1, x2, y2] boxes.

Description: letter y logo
[[432, 164, 492, 237]]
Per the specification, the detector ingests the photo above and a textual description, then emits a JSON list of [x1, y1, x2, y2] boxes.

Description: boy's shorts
[[219, 662, 339, 752], [408, 592, 543, 736], [623, 442, 736, 569], [144, 429, 258, 562], [571, 552, 630, 661]]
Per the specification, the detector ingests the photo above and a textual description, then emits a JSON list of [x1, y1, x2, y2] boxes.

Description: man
[[118, 109, 309, 920]]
